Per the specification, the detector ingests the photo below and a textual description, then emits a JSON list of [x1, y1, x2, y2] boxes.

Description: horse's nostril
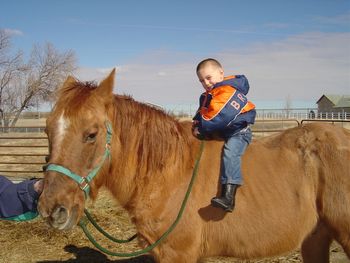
[[51, 206, 68, 225]]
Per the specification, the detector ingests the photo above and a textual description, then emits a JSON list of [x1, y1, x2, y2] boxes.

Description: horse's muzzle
[[39, 205, 79, 230]]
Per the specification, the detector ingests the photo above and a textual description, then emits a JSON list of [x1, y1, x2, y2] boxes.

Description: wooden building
[[316, 95, 350, 114]]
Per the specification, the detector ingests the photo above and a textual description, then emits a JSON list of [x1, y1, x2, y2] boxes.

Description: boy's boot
[[211, 184, 239, 212]]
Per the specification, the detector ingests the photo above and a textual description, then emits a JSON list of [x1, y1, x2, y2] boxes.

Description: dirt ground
[[0, 190, 349, 263]]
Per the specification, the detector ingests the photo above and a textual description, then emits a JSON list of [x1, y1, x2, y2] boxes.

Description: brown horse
[[38, 70, 350, 263]]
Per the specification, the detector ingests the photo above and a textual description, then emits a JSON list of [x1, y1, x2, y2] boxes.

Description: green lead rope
[[82, 209, 137, 243], [78, 140, 205, 257]]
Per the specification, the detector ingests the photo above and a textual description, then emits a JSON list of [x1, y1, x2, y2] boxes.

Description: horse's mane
[[55, 79, 193, 177], [112, 94, 192, 176]]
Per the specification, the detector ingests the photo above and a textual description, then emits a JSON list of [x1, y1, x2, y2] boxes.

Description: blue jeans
[[220, 127, 252, 185]]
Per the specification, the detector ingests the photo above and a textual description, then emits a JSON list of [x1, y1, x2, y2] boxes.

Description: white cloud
[[75, 31, 350, 106], [262, 23, 291, 30], [157, 71, 166, 76], [313, 11, 350, 26], [74, 67, 118, 82], [219, 32, 350, 101], [76, 63, 199, 105], [3, 28, 23, 36]]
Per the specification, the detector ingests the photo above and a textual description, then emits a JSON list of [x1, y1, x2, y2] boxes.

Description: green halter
[[45, 121, 113, 196]]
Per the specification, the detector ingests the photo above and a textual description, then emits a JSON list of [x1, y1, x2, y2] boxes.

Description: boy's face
[[197, 64, 224, 92]]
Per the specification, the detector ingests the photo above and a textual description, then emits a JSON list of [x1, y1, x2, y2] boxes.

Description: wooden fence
[[0, 129, 47, 180]]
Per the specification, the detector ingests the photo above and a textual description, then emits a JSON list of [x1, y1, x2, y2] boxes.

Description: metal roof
[[316, 94, 350, 108], [334, 96, 350, 108]]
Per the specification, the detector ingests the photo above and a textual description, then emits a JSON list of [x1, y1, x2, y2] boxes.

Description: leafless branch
[[0, 29, 77, 128]]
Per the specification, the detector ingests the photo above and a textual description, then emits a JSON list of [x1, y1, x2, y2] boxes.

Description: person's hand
[[192, 127, 201, 137], [34, 179, 44, 195], [192, 127, 205, 140], [192, 120, 199, 127], [192, 120, 205, 139], [191, 120, 199, 133]]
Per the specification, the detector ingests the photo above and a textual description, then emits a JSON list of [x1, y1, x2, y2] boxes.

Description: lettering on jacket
[[193, 75, 256, 137]]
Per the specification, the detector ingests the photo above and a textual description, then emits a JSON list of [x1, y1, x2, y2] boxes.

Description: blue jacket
[[0, 175, 39, 221], [193, 75, 256, 139]]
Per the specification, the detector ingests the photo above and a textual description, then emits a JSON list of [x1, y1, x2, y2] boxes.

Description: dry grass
[[0, 189, 348, 263]]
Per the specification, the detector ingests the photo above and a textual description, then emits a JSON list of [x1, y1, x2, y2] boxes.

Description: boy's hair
[[196, 58, 223, 73]]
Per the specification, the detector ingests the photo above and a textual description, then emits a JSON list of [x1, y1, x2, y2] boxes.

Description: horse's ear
[[98, 68, 116, 100], [62, 75, 76, 89]]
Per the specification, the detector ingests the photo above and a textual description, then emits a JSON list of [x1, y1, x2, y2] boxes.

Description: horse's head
[[38, 69, 115, 230]]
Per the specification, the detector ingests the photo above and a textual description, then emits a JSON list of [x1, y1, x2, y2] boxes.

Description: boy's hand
[[192, 120, 199, 127], [192, 127, 201, 137], [191, 120, 199, 136], [192, 120, 205, 139], [192, 126, 205, 140]]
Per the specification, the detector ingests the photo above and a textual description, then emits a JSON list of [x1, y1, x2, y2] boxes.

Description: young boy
[[192, 58, 256, 212]]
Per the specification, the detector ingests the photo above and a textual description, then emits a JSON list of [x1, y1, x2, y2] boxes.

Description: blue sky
[[1, 0, 350, 109]]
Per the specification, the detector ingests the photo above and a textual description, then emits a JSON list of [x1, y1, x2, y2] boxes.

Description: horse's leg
[[301, 222, 332, 263], [321, 188, 350, 258], [331, 226, 350, 257], [326, 198, 350, 257], [335, 237, 350, 258]]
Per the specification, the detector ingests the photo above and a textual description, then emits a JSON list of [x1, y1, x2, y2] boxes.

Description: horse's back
[[198, 123, 350, 259], [246, 122, 350, 210], [250, 123, 350, 177]]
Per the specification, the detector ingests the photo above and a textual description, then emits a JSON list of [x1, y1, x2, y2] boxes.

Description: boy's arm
[[0, 175, 40, 219], [192, 92, 207, 122]]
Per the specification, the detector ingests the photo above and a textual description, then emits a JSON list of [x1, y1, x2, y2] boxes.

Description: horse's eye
[[86, 132, 97, 142]]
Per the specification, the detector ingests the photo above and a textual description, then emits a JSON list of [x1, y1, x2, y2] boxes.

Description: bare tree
[[0, 29, 77, 128], [10, 43, 77, 126], [284, 94, 292, 118], [0, 29, 12, 66], [0, 29, 24, 127]]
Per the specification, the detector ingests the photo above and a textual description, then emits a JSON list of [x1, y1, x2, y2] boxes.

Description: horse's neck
[[106, 101, 194, 207]]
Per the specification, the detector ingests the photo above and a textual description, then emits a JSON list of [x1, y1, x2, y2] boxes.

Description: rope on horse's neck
[[79, 140, 205, 257]]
